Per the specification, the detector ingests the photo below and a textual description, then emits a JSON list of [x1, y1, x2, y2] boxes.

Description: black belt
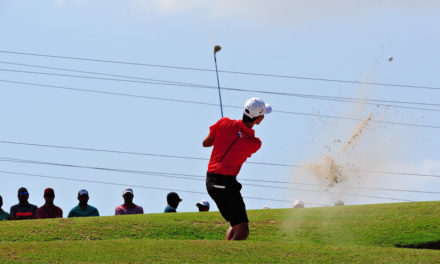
[[207, 172, 237, 178]]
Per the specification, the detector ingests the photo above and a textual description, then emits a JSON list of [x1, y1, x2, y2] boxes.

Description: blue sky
[[0, 0, 439, 216]]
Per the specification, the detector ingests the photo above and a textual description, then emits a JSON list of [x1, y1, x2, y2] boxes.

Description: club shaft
[[214, 53, 224, 118]]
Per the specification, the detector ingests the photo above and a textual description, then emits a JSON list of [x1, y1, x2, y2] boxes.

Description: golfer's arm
[[203, 133, 215, 147]]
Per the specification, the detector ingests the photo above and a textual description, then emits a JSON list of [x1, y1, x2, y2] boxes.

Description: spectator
[[0, 195, 10, 221], [164, 192, 182, 213], [334, 200, 344, 206], [10, 187, 38, 220], [115, 188, 144, 215], [67, 189, 99, 218], [196, 200, 210, 212], [37, 188, 63, 219]]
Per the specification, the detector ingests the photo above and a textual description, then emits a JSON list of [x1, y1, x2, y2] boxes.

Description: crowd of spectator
[[0, 187, 209, 221]]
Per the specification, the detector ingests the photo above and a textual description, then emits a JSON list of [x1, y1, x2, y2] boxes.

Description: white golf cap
[[196, 200, 210, 207], [244, 97, 272, 118], [123, 188, 133, 195], [293, 200, 304, 208]]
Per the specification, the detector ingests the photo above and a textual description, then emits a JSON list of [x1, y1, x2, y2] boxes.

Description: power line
[[0, 159, 412, 202], [1, 79, 439, 130], [0, 169, 322, 205], [1, 138, 437, 195], [0, 156, 430, 202], [0, 79, 222, 108], [0, 61, 199, 87], [1, 60, 440, 110], [274, 109, 440, 129], [1, 50, 439, 91], [243, 183, 414, 202], [0, 155, 433, 200], [0, 139, 291, 168], [0, 139, 439, 196], [337, 185, 440, 195], [0, 50, 215, 72], [1, 67, 439, 113], [2, 139, 440, 179], [0, 157, 432, 204], [1, 140, 440, 179], [0, 68, 205, 89], [249, 180, 440, 196]]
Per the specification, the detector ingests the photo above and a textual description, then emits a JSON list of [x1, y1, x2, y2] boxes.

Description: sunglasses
[[19, 192, 29, 195]]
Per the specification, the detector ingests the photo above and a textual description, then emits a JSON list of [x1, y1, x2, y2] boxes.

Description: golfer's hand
[[203, 133, 214, 147]]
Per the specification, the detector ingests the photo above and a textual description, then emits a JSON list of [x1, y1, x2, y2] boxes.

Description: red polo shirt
[[207, 117, 261, 176], [37, 204, 63, 219]]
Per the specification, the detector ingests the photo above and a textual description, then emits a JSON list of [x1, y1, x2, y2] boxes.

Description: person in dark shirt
[[164, 192, 182, 213], [10, 187, 38, 220], [0, 195, 10, 221], [37, 188, 63, 219], [68, 189, 99, 217]]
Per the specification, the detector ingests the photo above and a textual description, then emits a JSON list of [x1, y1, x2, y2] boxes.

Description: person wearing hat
[[37, 188, 63, 219], [164, 192, 182, 213], [203, 97, 271, 240], [196, 200, 210, 212], [0, 195, 10, 221], [115, 188, 144, 215], [67, 189, 99, 217], [10, 187, 38, 220]]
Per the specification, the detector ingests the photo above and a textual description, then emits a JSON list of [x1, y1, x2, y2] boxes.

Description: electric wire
[[1, 67, 439, 113], [0, 52, 437, 205], [0, 169, 329, 206], [0, 139, 440, 179], [0, 154, 436, 196], [0, 61, 193, 86], [1, 79, 439, 129], [0, 156, 425, 202], [1, 140, 440, 179], [1, 139, 439, 195], [1, 50, 439, 91], [2, 60, 440, 110], [1, 138, 437, 195], [0, 160, 407, 203]]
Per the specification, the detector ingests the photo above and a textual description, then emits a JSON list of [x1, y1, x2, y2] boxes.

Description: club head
[[214, 45, 222, 54]]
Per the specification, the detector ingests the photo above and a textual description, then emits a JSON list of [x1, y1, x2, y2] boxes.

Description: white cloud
[[53, 0, 92, 7], [148, 0, 206, 14], [51, 0, 440, 26], [131, 0, 440, 24]]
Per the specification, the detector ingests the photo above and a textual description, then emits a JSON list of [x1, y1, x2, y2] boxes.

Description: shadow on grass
[[396, 241, 440, 250]]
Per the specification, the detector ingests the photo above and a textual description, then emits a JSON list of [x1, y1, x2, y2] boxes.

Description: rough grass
[[1, 240, 440, 263], [0, 201, 439, 263]]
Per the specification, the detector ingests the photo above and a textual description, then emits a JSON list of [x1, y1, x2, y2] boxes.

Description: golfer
[[203, 97, 271, 240]]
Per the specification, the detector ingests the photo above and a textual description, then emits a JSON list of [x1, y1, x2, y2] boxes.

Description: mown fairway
[[0, 201, 439, 263]]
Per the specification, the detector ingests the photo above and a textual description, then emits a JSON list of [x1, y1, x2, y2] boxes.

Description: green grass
[[0, 201, 439, 263]]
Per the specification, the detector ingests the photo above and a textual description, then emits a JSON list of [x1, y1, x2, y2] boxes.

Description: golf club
[[214, 45, 223, 118]]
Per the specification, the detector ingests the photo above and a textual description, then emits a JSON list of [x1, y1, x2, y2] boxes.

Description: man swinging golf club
[[203, 97, 271, 240]]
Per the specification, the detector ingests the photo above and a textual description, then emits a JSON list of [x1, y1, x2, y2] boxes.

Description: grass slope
[[0, 201, 439, 263]]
